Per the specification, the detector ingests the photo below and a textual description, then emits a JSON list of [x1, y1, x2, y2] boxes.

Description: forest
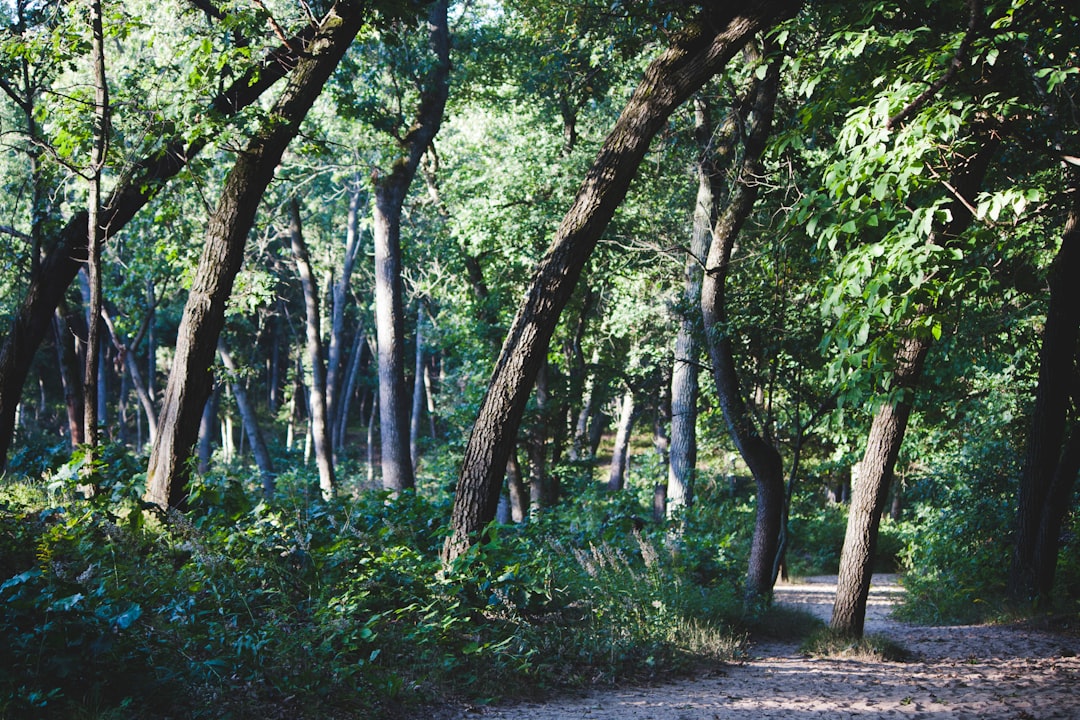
[[0, 0, 1077, 717]]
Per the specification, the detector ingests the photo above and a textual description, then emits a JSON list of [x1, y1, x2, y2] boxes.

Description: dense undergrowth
[[2, 440, 1075, 718], [1, 448, 756, 719]]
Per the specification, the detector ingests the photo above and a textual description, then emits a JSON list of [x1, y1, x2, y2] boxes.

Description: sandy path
[[456, 575, 1080, 719]]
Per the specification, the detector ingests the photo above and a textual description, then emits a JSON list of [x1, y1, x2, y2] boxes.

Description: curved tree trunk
[[145, 4, 364, 509], [290, 198, 336, 499], [699, 46, 784, 607], [371, 0, 449, 493], [442, 1, 802, 565], [0, 21, 328, 472], [1010, 167, 1080, 603]]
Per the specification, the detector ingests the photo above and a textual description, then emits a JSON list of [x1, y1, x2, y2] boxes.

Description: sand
[[451, 575, 1080, 719]]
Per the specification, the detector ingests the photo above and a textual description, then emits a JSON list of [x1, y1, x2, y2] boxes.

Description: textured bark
[[145, 5, 364, 509], [371, 0, 449, 492], [83, 0, 108, 452], [831, 334, 930, 637], [218, 343, 275, 498], [442, 1, 801, 565], [1010, 170, 1080, 603], [699, 47, 783, 606], [668, 95, 722, 516], [290, 198, 336, 499], [832, 138, 995, 637], [0, 19, 329, 472]]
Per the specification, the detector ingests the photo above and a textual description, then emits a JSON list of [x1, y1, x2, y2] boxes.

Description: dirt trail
[[456, 575, 1080, 719]]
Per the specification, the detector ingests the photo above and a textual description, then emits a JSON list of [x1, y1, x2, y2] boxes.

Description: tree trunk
[[442, 1, 801, 565], [218, 343, 275, 498], [371, 0, 449, 493], [335, 327, 368, 448], [410, 306, 426, 472], [832, 137, 995, 637], [831, 334, 930, 637], [699, 46, 784, 607], [53, 306, 85, 447], [1009, 168, 1080, 603], [328, 187, 363, 448], [145, 5, 364, 509], [506, 449, 527, 523], [667, 94, 716, 515], [607, 387, 638, 492], [197, 386, 217, 475], [82, 0, 108, 453], [0, 20, 325, 472], [290, 198, 336, 499]]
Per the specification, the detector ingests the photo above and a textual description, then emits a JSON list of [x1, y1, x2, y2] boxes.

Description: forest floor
[[446, 575, 1080, 719]]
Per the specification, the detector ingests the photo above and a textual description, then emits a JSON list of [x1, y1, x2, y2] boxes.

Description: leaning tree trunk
[[831, 334, 930, 637], [290, 198, 336, 498], [699, 46, 784, 608], [0, 20, 327, 472], [607, 386, 639, 492], [145, 4, 364, 509], [832, 135, 995, 638], [218, 343, 275, 497], [1009, 167, 1080, 604], [442, 0, 802, 565], [370, 0, 449, 493]]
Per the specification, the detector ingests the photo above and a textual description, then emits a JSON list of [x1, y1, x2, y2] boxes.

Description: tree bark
[[290, 198, 336, 499], [700, 46, 784, 607], [218, 343, 275, 498], [831, 136, 996, 637], [82, 0, 108, 453], [371, 0, 449, 493], [145, 4, 364, 509], [831, 334, 930, 636], [0, 17, 331, 472], [667, 94, 720, 515], [1009, 168, 1080, 603], [442, 1, 802, 565]]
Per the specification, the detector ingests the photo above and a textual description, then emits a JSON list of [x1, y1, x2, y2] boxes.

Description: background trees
[[1, 0, 1079, 714]]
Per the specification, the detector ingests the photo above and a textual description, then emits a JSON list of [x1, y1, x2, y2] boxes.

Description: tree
[[699, 42, 785, 607], [1008, 168, 1080, 604], [145, 2, 367, 509], [442, 0, 803, 565], [366, 0, 450, 492], [289, 197, 336, 498], [0, 10, 337, 471]]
